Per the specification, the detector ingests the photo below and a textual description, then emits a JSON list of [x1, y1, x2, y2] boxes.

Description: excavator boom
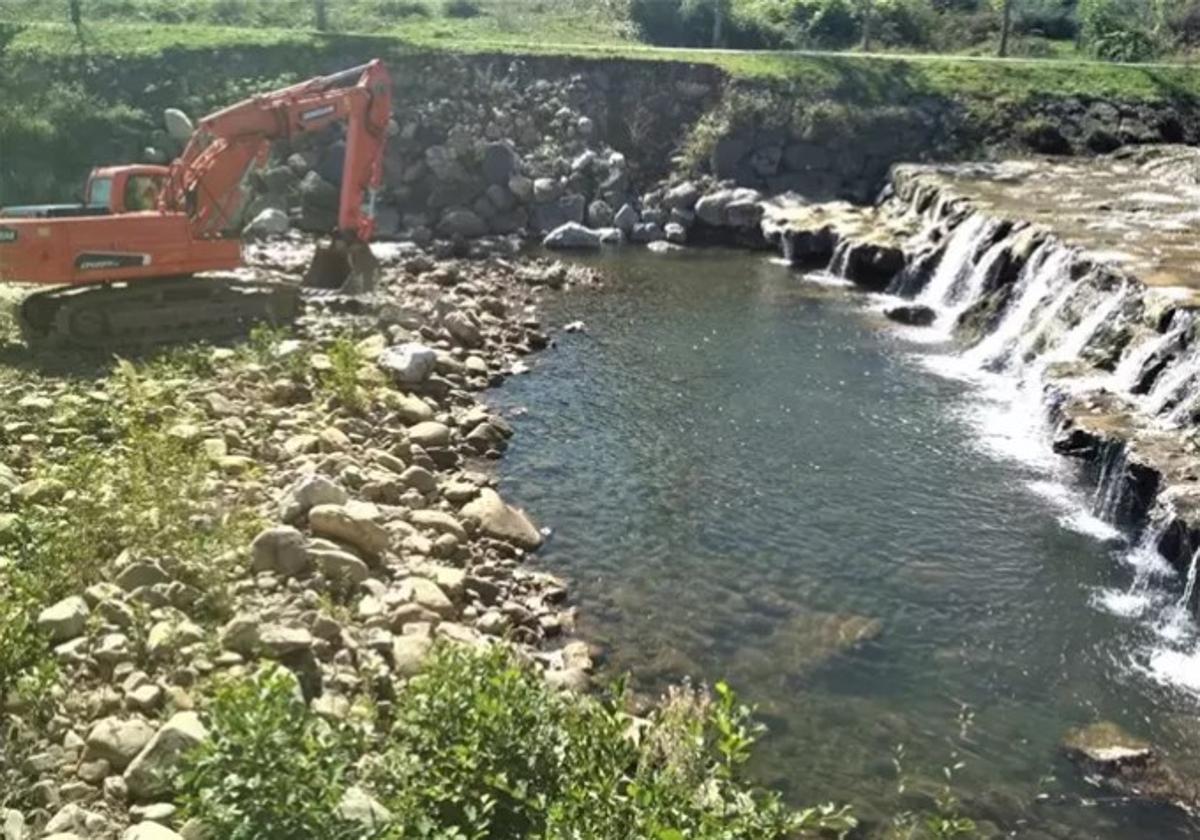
[[0, 60, 393, 348]]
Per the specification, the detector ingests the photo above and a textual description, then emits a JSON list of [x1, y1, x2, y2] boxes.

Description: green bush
[[1078, 0, 1164, 60], [180, 644, 858, 839], [180, 667, 365, 840]]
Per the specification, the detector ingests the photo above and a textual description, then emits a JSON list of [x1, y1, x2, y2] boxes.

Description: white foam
[[1091, 588, 1154, 618], [1146, 647, 1200, 694]]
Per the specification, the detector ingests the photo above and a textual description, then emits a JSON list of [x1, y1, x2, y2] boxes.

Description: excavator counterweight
[[0, 60, 393, 348]]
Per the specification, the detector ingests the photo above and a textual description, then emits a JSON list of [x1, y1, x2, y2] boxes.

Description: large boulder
[[437, 208, 487, 239], [244, 208, 289, 239], [663, 181, 701, 211], [124, 712, 208, 800], [543, 222, 602, 250], [461, 488, 542, 550]]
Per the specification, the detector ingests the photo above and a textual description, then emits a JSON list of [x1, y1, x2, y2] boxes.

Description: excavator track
[[18, 275, 302, 351]]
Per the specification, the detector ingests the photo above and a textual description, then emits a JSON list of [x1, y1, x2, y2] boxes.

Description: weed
[[318, 336, 368, 414]]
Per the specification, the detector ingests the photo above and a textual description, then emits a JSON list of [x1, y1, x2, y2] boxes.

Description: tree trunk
[[712, 1, 724, 48], [999, 0, 1013, 57], [315, 0, 328, 31], [861, 2, 873, 51]]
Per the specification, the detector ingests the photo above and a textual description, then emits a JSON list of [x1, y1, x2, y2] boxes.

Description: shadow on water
[[489, 248, 1200, 838]]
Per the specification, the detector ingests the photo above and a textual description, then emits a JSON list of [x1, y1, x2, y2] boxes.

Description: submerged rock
[[1061, 721, 1200, 812], [885, 304, 937, 327]]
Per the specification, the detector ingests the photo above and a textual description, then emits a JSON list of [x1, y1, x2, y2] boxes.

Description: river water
[[488, 249, 1200, 839]]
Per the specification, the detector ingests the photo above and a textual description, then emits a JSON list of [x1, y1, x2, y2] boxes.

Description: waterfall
[[1050, 283, 1128, 364], [918, 215, 993, 307], [827, 239, 852, 277], [1144, 343, 1200, 420], [1092, 442, 1129, 524], [1180, 546, 1200, 610], [964, 244, 1074, 370]]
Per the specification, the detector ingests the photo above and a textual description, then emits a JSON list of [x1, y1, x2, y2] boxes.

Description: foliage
[[180, 644, 858, 839], [319, 335, 368, 413], [1078, 0, 1165, 60], [0, 357, 256, 697], [179, 667, 365, 840], [372, 645, 857, 839]]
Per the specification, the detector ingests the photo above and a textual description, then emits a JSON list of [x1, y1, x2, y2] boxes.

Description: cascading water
[[1092, 442, 1130, 524], [917, 214, 993, 307]]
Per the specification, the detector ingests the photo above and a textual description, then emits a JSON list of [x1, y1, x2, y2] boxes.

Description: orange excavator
[[0, 60, 392, 348]]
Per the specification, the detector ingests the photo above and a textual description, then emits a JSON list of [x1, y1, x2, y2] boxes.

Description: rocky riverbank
[[0, 246, 608, 839]]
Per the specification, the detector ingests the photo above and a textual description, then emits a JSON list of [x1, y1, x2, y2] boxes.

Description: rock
[[407, 421, 451, 448], [885, 304, 937, 327], [146, 618, 205, 659], [218, 614, 261, 655], [438, 208, 487, 239], [1, 810, 24, 840], [116, 561, 171, 591], [543, 222, 602, 250], [461, 488, 542, 550], [630, 222, 664, 243], [244, 208, 289, 238], [587, 199, 614, 228], [163, 108, 194, 142], [37, 597, 89, 643], [410, 509, 467, 541], [258, 625, 313, 657], [311, 549, 370, 586], [124, 712, 208, 800], [1062, 721, 1152, 769], [391, 633, 433, 677], [614, 203, 638, 233], [85, 717, 156, 771], [533, 177, 562, 203], [664, 222, 687, 245], [123, 823, 183, 840], [378, 343, 437, 386], [338, 786, 391, 831], [250, 526, 310, 578], [481, 142, 520, 185], [508, 174, 534, 202], [443, 311, 483, 348], [396, 577, 455, 618], [309, 504, 391, 556], [385, 391, 434, 424], [279, 474, 349, 524], [664, 182, 700, 211]]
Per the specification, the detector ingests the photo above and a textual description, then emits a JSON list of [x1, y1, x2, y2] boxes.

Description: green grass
[[5, 15, 1200, 106]]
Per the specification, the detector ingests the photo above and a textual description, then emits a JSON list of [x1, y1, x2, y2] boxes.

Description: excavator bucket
[[302, 239, 379, 295]]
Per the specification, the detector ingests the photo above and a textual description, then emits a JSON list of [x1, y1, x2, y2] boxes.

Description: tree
[[681, 0, 731, 47], [68, 0, 83, 40], [314, 0, 328, 31], [997, 0, 1014, 56]]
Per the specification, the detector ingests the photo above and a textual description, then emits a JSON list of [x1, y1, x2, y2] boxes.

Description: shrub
[[319, 335, 367, 413], [371, 645, 857, 839], [179, 667, 365, 840], [179, 645, 858, 839], [442, 0, 482, 18]]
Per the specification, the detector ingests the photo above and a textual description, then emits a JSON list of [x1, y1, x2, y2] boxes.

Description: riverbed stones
[[124, 712, 208, 800], [885, 304, 937, 327], [461, 488, 542, 549], [122, 822, 183, 840], [84, 717, 156, 771], [250, 525, 310, 578], [378, 343, 437, 386], [37, 597, 89, 644], [309, 504, 390, 557]]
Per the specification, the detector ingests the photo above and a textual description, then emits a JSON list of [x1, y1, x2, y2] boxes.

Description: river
[[488, 248, 1199, 838]]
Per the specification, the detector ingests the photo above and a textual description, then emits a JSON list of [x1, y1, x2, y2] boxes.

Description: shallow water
[[489, 249, 1200, 838]]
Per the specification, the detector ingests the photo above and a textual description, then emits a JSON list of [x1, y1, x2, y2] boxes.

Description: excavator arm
[[165, 61, 392, 247]]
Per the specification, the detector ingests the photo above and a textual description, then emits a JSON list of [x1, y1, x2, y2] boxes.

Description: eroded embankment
[[768, 145, 1200, 602]]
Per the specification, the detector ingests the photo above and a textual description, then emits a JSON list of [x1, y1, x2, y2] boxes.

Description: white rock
[[85, 717, 156, 771], [461, 489, 542, 550], [162, 108, 194, 142], [37, 597, 89, 643], [244, 208, 289, 238], [123, 823, 183, 840], [377, 343, 437, 386], [543, 222, 601, 250], [279, 474, 349, 524], [124, 712, 208, 800]]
